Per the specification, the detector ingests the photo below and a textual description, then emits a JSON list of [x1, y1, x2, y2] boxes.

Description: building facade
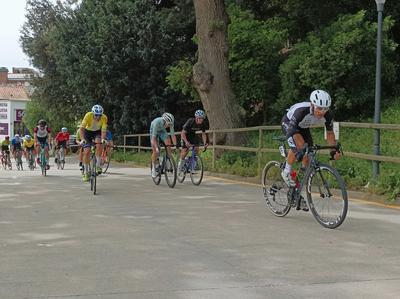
[[0, 67, 33, 138]]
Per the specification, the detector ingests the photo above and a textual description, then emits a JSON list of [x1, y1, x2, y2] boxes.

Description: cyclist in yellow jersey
[[80, 104, 108, 182], [23, 135, 35, 161]]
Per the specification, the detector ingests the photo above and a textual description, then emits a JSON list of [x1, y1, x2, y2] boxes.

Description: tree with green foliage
[[276, 11, 398, 122]]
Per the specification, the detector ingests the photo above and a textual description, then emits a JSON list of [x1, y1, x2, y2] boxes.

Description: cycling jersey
[[106, 130, 113, 141], [282, 102, 333, 138], [1, 140, 10, 151], [182, 117, 207, 144], [55, 132, 70, 142], [150, 117, 174, 142], [23, 139, 34, 148], [34, 126, 51, 138], [81, 112, 107, 132], [76, 129, 81, 142]]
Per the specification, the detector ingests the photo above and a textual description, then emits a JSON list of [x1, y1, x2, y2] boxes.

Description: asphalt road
[[0, 158, 399, 299]]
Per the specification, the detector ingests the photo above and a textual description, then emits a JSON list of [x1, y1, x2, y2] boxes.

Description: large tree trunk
[[192, 0, 245, 145]]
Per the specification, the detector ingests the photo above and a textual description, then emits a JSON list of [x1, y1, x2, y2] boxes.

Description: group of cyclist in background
[[0, 106, 114, 178], [1, 88, 341, 197], [149, 109, 209, 179]]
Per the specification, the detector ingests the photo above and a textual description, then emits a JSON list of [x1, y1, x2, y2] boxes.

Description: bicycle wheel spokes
[[190, 155, 203, 186], [164, 155, 177, 188], [307, 164, 348, 229], [261, 161, 291, 217]]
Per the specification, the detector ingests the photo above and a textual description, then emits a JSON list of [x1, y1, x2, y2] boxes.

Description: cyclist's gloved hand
[[101, 138, 107, 145]]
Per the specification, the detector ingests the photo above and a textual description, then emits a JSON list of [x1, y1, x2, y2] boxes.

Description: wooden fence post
[[212, 131, 216, 170], [258, 127, 263, 177]]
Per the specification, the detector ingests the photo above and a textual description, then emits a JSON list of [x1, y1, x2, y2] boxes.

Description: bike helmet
[[92, 104, 104, 116], [14, 134, 20, 138], [38, 119, 47, 126], [162, 112, 174, 125], [310, 90, 331, 108], [61, 127, 68, 132], [25, 135, 31, 141], [5, 136, 9, 139], [195, 110, 206, 118]]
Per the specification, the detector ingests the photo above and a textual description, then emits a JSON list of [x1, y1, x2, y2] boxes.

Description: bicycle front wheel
[[190, 155, 204, 186], [306, 163, 348, 229], [261, 161, 291, 217], [164, 155, 177, 188]]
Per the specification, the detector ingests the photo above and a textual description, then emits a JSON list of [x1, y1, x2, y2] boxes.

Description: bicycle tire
[[177, 160, 186, 183], [306, 163, 348, 229], [41, 151, 47, 176], [164, 155, 177, 188], [190, 155, 204, 186], [151, 160, 161, 185], [102, 149, 111, 174], [261, 161, 291, 217]]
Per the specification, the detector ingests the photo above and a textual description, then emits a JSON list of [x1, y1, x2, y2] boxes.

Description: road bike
[[261, 136, 348, 229], [177, 145, 206, 185], [39, 143, 48, 176], [15, 148, 23, 171], [83, 141, 103, 195], [151, 143, 177, 188], [55, 145, 66, 170], [1, 150, 12, 170], [27, 149, 35, 170]]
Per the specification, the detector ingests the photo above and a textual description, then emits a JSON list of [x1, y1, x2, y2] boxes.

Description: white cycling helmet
[[61, 127, 68, 132], [92, 104, 104, 116], [25, 135, 31, 140], [162, 112, 174, 124], [310, 90, 331, 108], [195, 109, 206, 118]]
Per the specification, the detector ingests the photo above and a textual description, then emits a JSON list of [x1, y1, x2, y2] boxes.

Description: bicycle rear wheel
[[164, 155, 177, 188], [306, 163, 348, 229], [261, 161, 291, 217], [190, 155, 203, 186]]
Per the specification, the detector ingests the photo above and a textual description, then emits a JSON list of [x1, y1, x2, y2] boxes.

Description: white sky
[[0, 0, 31, 71]]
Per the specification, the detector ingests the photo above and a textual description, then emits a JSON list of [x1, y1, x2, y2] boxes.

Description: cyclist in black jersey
[[178, 110, 208, 171], [281, 90, 341, 189]]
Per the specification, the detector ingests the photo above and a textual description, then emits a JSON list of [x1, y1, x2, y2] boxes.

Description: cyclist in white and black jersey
[[281, 90, 341, 190]]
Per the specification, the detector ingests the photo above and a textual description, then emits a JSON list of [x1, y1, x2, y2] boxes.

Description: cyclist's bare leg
[[151, 138, 159, 164]]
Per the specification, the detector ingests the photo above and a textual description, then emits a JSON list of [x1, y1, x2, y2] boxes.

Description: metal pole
[[257, 128, 263, 177], [373, 3, 384, 178], [138, 135, 141, 154]]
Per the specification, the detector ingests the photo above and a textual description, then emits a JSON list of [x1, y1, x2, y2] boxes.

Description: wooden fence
[[119, 122, 400, 177]]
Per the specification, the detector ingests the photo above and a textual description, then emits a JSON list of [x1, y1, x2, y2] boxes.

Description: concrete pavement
[[0, 159, 399, 298]]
